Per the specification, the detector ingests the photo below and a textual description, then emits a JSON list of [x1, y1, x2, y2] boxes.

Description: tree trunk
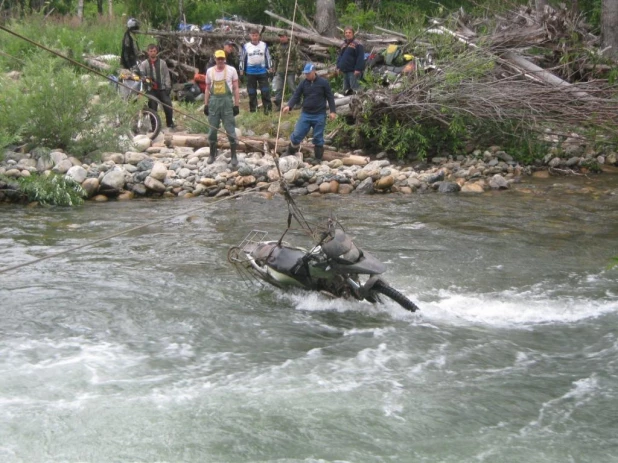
[[96, 0, 102, 15], [315, 0, 337, 37], [602, 0, 618, 60], [77, 0, 84, 22], [108, 0, 113, 18]]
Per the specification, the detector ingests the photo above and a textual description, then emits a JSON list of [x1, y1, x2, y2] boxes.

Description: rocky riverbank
[[1, 135, 617, 202]]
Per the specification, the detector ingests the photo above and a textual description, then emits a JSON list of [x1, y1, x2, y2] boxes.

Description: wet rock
[[82, 178, 99, 197], [144, 176, 166, 192], [437, 181, 461, 193], [461, 182, 484, 193], [355, 177, 374, 194], [150, 162, 168, 181], [375, 175, 395, 190], [101, 169, 126, 191], [66, 166, 87, 184], [489, 174, 509, 189]]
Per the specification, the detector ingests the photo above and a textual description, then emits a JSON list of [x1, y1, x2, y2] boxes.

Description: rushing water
[[1, 176, 617, 462]]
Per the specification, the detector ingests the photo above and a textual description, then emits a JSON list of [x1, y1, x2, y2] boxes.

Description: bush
[[0, 172, 87, 206], [0, 51, 140, 157]]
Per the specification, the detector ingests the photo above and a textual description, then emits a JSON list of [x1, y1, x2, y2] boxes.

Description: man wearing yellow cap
[[204, 49, 241, 167]]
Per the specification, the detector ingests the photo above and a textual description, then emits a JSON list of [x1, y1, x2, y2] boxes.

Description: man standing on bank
[[336, 26, 365, 95], [282, 63, 336, 163], [272, 31, 299, 110], [239, 28, 273, 114], [204, 50, 241, 168], [138, 44, 176, 131]]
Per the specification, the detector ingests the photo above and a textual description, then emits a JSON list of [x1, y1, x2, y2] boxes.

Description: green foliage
[[609, 257, 618, 270], [0, 14, 126, 72], [1, 172, 87, 206], [338, 3, 377, 31], [0, 51, 139, 157]]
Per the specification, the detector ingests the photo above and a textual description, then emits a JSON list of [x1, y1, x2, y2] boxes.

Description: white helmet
[[127, 18, 140, 30]]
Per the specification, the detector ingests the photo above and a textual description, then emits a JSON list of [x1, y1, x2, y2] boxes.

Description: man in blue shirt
[[282, 63, 337, 162], [336, 26, 365, 95]]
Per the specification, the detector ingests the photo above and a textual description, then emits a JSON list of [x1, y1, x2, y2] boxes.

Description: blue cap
[[303, 63, 315, 73]]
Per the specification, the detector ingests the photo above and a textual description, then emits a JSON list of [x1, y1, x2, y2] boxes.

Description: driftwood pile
[[139, 10, 409, 83], [131, 5, 618, 154]]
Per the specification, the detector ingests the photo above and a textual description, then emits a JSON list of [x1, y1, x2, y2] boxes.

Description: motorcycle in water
[[228, 221, 420, 313]]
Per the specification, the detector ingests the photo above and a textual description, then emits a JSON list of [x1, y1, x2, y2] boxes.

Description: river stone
[[306, 183, 319, 194], [126, 152, 148, 165], [133, 171, 149, 182], [81, 178, 99, 197], [136, 159, 154, 171], [278, 156, 300, 173], [235, 175, 256, 187], [489, 174, 509, 189], [4, 168, 21, 177], [548, 157, 562, 168], [101, 169, 126, 191], [283, 168, 299, 183], [438, 181, 461, 193], [52, 159, 73, 174], [131, 183, 147, 195], [178, 167, 192, 178], [193, 147, 210, 158], [66, 166, 87, 184], [234, 164, 251, 176], [92, 194, 108, 202], [16, 158, 36, 170], [144, 176, 166, 192], [425, 170, 445, 184], [339, 184, 354, 194], [118, 191, 134, 200], [318, 181, 332, 194], [50, 151, 67, 166], [132, 136, 151, 152], [461, 182, 484, 193], [375, 175, 395, 190], [36, 156, 54, 172], [606, 152, 617, 165], [267, 168, 280, 182], [150, 162, 168, 181], [355, 177, 374, 194], [101, 152, 124, 164]]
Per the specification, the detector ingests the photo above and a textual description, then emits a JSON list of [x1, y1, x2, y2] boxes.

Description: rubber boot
[[286, 143, 298, 156], [314, 145, 324, 161], [207, 144, 217, 164], [230, 144, 238, 169]]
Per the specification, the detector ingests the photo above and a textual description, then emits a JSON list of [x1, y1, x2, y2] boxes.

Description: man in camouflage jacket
[[272, 31, 300, 110]]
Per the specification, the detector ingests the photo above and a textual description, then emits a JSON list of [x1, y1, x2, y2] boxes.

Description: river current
[[1, 176, 617, 462]]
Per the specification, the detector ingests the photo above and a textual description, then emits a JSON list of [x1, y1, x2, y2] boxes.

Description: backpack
[[384, 44, 403, 66]]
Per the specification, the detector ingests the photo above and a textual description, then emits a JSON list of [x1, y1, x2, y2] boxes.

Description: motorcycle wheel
[[371, 281, 420, 313], [131, 108, 162, 139]]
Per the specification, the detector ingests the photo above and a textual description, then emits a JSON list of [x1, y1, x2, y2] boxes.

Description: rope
[[0, 185, 266, 275], [270, 0, 316, 240]]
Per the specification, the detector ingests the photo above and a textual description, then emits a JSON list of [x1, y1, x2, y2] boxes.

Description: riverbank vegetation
[[1, 0, 617, 205]]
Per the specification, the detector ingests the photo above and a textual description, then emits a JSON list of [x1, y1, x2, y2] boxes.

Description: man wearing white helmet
[[121, 18, 141, 69]]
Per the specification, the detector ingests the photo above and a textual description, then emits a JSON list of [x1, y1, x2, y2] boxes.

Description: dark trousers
[[246, 73, 271, 113], [147, 89, 174, 127]]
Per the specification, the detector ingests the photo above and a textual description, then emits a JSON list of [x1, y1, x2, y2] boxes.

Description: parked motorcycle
[[111, 70, 162, 139], [228, 222, 419, 313]]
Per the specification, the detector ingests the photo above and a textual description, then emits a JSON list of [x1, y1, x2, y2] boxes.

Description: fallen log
[[215, 19, 341, 47]]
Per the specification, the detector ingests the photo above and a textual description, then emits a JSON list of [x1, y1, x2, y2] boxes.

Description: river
[[1, 175, 617, 462]]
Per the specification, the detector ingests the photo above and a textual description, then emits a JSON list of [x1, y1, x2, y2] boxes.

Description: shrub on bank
[[0, 51, 139, 157]]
